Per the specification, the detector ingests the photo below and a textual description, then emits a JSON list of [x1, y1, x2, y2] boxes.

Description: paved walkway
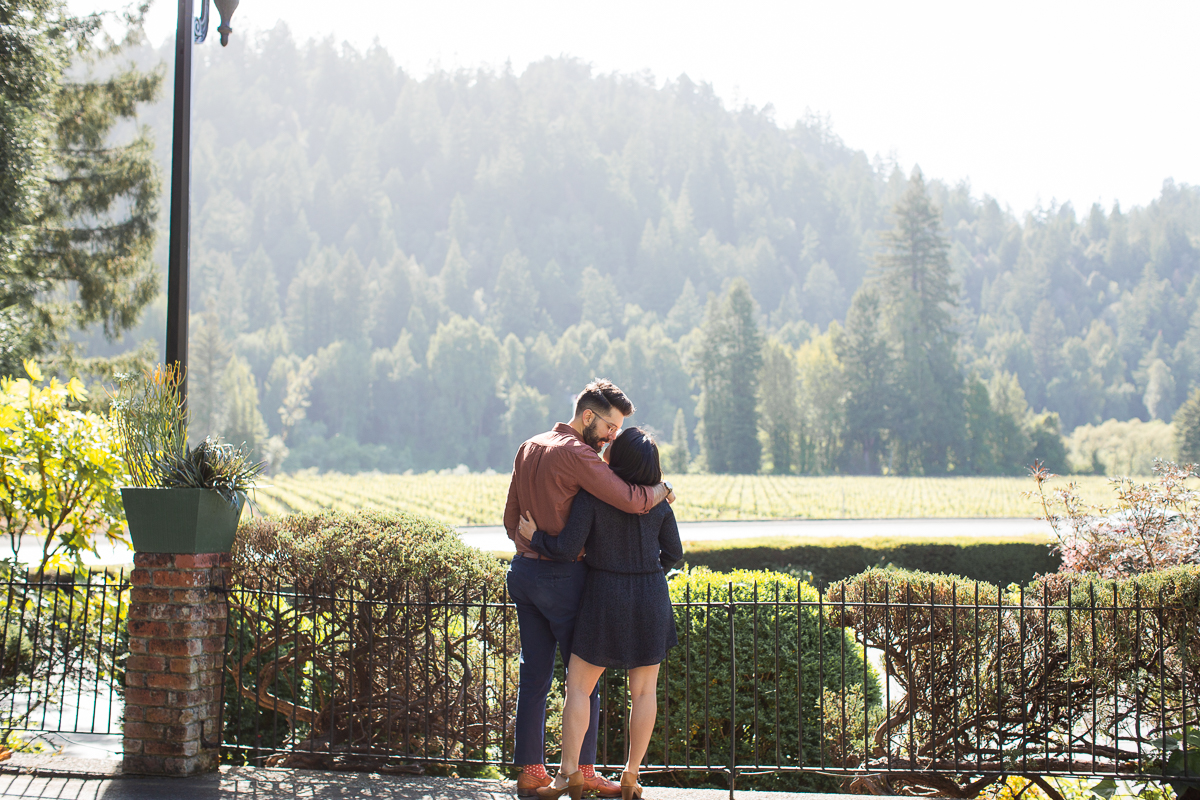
[[0, 760, 883, 800]]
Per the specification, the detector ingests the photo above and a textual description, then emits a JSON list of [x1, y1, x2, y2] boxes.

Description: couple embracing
[[504, 379, 683, 800]]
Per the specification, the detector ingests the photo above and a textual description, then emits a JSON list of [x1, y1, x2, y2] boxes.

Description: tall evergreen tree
[[1175, 389, 1200, 464], [222, 355, 269, 456], [696, 279, 762, 473], [669, 407, 690, 473], [757, 338, 797, 474], [873, 168, 964, 474], [835, 284, 895, 473], [0, 1, 161, 376], [189, 314, 232, 441]]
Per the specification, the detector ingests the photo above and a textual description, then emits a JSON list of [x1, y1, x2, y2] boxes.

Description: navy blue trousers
[[506, 556, 600, 766]]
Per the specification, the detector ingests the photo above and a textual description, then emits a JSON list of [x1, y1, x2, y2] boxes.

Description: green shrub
[[588, 567, 880, 792], [826, 565, 1200, 797], [226, 509, 516, 768], [679, 535, 1058, 589]]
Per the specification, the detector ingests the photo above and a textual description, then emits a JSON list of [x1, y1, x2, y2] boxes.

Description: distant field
[[249, 473, 1121, 527]]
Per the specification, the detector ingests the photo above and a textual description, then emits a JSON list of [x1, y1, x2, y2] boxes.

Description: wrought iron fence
[[0, 568, 129, 746], [222, 573, 1200, 794]]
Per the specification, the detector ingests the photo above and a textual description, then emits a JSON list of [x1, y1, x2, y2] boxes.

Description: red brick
[[121, 755, 159, 774], [164, 723, 202, 742], [167, 588, 209, 604], [124, 671, 147, 689], [135, 553, 175, 568], [125, 688, 167, 706], [162, 604, 206, 621], [168, 621, 216, 638], [153, 570, 210, 589], [127, 638, 148, 654], [146, 638, 202, 657], [127, 620, 169, 638], [168, 688, 216, 707], [123, 705, 144, 722], [147, 672, 201, 691], [201, 638, 224, 653], [126, 655, 167, 673], [169, 657, 202, 675], [144, 739, 198, 757], [146, 706, 197, 725], [174, 553, 226, 569], [130, 570, 153, 587], [196, 604, 226, 620], [123, 722, 164, 739], [122, 738, 142, 755], [131, 587, 171, 604]]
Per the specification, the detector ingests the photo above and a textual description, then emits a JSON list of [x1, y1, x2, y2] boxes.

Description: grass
[[250, 472, 1121, 526]]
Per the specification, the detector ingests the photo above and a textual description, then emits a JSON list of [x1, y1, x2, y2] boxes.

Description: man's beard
[[581, 420, 604, 452]]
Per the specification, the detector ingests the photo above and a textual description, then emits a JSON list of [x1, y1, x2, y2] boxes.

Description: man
[[504, 378, 675, 797]]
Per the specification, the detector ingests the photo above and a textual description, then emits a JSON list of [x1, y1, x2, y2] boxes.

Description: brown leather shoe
[[580, 770, 622, 798], [517, 770, 552, 797]]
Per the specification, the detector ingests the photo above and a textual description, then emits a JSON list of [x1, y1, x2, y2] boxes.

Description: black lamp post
[[164, 0, 239, 402]]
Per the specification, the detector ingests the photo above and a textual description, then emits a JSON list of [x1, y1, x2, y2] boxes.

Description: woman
[[517, 427, 682, 800]]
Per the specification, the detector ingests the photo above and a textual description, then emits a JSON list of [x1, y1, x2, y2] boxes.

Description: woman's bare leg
[[624, 663, 660, 775], [552, 654, 605, 787]]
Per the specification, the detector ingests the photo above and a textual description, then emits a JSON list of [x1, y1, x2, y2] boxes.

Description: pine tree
[[835, 285, 895, 474], [757, 338, 797, 474], [1175, 389, 1200, 464], [222, 355, 269, 456], [189, 314, 232, 441], [0, 1, 162, 376], [669, 407, 690, 473], [488, 250, 548, 338], [440, 239, 474, 317], [241, 247, 281, 331], [696, 279, 762, 474], [873, 168, 964, 474]]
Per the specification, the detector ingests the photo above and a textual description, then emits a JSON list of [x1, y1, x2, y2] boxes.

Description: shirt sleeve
[[503, 449, 521, 540], [658, 505, 683, 572], [571, 446, 657, 514], [531, 491, 595, 562]]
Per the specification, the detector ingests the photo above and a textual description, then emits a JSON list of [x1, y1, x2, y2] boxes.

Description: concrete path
[[461, 517, 1054, 553], [0, 762, 885, 800]]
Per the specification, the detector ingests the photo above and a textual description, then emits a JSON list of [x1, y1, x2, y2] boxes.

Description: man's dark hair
[[607, 427, 662, 486], [574, 378, 635, 419]]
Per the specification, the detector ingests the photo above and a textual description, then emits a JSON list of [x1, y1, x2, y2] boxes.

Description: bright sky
[[74, 0, 1199, 216]]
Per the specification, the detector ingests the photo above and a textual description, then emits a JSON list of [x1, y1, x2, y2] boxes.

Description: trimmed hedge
[[587, 567, 879, 793], [226, 510, 515, 768], [677, 535, 1059, 589], [824, 565, 1200, 797]]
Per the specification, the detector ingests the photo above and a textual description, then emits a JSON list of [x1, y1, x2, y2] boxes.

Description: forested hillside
[[98, 25, 1200, 475]]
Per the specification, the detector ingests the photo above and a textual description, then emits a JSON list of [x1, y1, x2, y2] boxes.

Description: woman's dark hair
[[607, 427, 662, 486]]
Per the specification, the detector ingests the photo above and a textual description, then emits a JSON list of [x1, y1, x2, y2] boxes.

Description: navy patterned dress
[[530, 490, 682, 669]]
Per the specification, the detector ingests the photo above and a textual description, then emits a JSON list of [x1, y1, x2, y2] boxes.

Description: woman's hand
[[517, 512, 538, 542]]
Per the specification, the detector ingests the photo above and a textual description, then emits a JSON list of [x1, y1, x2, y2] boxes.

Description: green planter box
[[121, 487, 245, 554]]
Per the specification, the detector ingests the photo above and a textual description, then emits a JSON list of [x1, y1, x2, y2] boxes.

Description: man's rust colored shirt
[[503, 422, 658, 556]]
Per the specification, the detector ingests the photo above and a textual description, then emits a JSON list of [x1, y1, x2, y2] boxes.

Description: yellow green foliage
[[0, 360, 126, 571]]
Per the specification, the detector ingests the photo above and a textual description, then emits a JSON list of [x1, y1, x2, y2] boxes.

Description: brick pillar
[[122, 553, 230, 776]]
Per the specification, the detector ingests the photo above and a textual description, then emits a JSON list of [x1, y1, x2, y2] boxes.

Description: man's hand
[[517, 512, 538, 542], [654, 482, 676, 505]]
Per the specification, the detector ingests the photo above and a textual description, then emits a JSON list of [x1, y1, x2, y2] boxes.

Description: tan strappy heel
[[621, 770, 643, 800], [537, 770, 585, 800]]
